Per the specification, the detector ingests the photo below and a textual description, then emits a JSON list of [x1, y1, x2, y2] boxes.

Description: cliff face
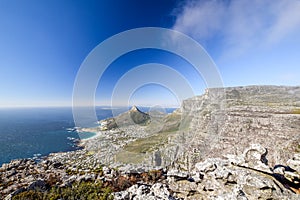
[[2, 86, 300, 199], [89, 86, 300, 169], [168, 85, 300, 170], [112, 85, 300, 199]]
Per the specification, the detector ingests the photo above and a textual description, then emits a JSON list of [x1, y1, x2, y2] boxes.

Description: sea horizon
[[0, 106, 176, 166]]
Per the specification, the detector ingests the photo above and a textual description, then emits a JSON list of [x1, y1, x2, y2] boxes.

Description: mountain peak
[[130, 105, 140, 112]]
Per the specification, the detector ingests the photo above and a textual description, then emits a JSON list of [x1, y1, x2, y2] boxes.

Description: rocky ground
[[1, 143, 300, 199], [116, 144, 300, 199], [1, 85, 300, 199]]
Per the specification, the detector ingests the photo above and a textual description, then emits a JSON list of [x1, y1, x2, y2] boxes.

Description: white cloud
[[266, 0, 300, 44], [173, 0, 226, 40], [172, 0, 300, 58]]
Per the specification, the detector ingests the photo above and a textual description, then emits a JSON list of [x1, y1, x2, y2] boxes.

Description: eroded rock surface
[[162, 86, 300, 171], [113, 144, 300, 199], [167, 144, 299, 199], [1, 85, 300, 199]]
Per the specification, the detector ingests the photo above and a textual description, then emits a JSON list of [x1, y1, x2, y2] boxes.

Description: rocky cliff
[[106, 86, 300, 169], [169, 85, 300, 170], [1, 85, 300, 199]]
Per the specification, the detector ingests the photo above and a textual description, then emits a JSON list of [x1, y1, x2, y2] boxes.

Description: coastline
[[2, 86, 300, 199], [77, 128, 101, 140]]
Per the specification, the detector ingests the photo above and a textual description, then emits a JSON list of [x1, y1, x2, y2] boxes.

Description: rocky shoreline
[[1, 85, 300, 199]]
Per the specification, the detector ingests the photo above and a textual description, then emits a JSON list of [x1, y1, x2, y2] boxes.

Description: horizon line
[[0, 105, 181, 109]]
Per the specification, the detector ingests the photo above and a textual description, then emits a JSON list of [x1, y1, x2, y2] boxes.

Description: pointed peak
[[130, 105, 140, 112]]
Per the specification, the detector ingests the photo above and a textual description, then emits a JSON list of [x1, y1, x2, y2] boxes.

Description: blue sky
[[0, 0, 300, 107]]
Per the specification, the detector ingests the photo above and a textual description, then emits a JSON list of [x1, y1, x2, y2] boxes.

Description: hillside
[[98, 105, 150, 130], [99, 86, 300, 168], [2, 85, 300, 199]]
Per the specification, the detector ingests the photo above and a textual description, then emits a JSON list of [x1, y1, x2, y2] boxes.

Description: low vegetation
[[12, 168, 165, 200], [12, 181, 113, 200], [115, 130, 176, 164], [294, 144, 300, 153], [291, 108, 300, 114]]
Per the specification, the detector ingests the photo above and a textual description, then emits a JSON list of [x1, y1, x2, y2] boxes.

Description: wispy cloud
[[173, 0, 226, 40], [172, 0, 300, 58], [266, 1, 300, 44]]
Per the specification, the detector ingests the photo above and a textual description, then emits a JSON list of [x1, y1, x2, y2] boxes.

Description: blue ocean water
[[0, 107, 115, 165], [0, 107, 176, 165]]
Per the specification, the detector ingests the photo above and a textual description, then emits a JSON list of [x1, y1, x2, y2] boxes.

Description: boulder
[[27, 179, 47, 191]]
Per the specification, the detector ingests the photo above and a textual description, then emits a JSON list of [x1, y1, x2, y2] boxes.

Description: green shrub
[[291, 109, 300, 114], [12, 181, 113, 200], [296, 144, 300, 153], [12, 190, 43, 200]]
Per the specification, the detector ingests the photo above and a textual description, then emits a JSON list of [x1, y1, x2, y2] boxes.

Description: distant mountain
[[99, 105, 150, 130], [128, 106, 150, 125], [98, 85, 300, 169], [108, 85, 300, 168], [4, 86, 300, 200]]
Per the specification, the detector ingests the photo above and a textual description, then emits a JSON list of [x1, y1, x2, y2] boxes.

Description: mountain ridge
[[2, 85, 300, 199]]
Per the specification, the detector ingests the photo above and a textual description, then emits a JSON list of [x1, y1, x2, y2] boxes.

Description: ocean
[[0, 107, 176, 165], [0, 107, 115, 165]]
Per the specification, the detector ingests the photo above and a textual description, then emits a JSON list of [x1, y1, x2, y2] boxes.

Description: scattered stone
[[1, 86, 300, 199]]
